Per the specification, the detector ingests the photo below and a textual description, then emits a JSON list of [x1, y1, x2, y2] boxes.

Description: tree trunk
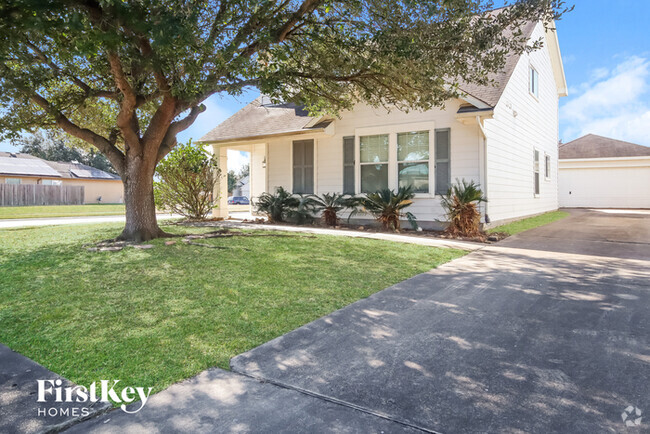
[[118, 156, 168, 242]]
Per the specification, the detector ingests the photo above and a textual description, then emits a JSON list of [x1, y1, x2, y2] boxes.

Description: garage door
[[559, 164, 650, 208]]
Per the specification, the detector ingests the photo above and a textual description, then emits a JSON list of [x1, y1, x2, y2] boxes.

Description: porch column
[[212, 146, 229, 219]]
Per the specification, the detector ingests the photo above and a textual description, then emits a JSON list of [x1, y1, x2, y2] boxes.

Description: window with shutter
[[434, 129, 451, 195], [342, 136, 355, 194], [534, 149, 540, 195], [293, 139, 314, 194]]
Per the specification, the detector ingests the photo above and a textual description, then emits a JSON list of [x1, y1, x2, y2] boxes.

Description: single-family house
[[558, 134, 650, 209], [0, 152, 124, 204], [199, 19, 568, 228]]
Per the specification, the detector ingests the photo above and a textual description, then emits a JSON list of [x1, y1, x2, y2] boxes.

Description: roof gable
[[559, 134, 650, 159]]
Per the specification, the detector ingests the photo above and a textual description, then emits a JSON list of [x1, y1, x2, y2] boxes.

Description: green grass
[[0, 222, 465, 400], [0, 204, 126, 219], [488, 210, 569, 235]]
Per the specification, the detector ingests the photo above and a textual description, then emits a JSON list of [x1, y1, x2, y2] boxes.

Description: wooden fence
[[0, 184, 85, 206]]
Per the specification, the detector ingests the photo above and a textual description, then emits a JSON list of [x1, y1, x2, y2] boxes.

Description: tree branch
[[29, 92, 125, 175], [106, 50, 141, 151], [156, 104, 206, 164]]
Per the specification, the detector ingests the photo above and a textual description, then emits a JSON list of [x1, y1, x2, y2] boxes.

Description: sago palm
[[304, 193, 357, 226], [254, 187, 300, 222], [440, 179, 487, 237], [359, 185, 418, 232]]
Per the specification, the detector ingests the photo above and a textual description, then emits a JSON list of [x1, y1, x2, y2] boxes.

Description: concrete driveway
[[231, 209, 650, 433]]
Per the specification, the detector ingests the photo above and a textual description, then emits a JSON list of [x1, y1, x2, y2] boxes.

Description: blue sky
[[2, 0, 649, 171]]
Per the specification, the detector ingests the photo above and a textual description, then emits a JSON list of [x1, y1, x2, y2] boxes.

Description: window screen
[[293, 140, 314, 194], [434, 129, 451, 195], [343, 136, 355, 194]]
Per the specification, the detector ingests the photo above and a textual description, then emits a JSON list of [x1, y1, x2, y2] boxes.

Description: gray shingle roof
[[199, 97, 331, 143], [559, 134, 650, 159]]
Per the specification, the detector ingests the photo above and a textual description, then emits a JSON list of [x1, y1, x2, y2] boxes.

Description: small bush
[[154, 141, 221, 220], [358, 186, 418, 232], [440, 179, 487, 237]]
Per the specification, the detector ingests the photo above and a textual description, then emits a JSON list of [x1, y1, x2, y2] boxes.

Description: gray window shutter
[[343, 136, 355, 194], [293, 140, 314, 194], [435, 129, 451, 195]]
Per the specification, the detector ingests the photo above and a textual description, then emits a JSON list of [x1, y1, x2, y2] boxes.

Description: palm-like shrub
[[254, 187, 300, 222], [359, 186, 418, 232], [304, 193, 357, 226], [440, 179, 487, 237]]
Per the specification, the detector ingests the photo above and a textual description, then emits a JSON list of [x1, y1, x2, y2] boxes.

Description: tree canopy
[[0, 0, 569, 240]]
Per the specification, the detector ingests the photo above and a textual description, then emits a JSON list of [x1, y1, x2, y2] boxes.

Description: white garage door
[[559, 163, 650, 208]]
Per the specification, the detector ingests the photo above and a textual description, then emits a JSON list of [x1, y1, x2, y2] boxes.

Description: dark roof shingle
[[559, 134, 650, 159]]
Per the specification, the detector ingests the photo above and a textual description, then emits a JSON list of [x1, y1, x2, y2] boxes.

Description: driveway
[[231, 209, 650, 433]]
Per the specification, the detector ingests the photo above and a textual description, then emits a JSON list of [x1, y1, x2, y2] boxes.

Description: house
[[558, 134, 650, 209], [0, 152, 124, 204], [199, 19, 568, 228], [233, 175, 250, 198]]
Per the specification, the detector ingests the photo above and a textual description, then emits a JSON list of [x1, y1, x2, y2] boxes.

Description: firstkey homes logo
[[36, 379, 153, 417], [621, 406, 643, 427]]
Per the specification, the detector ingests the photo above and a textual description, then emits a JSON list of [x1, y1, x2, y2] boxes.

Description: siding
[[265, 99, 482, 223], [0, 176, 123, 203], [483, 22, 560, 223]]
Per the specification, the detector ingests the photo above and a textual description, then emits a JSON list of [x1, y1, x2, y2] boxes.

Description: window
[[5, 178, 21, 184], [534, 149, 540, 195], [398, 131, 429, 193], [434, 129, 451, 195], [529, 66, 539, 98], [342, 136, 355, 194], [544, 154, 551, 180], [360, 134, 389, 193], [41, 179, 62, 186], [292, 139, 314, 194]]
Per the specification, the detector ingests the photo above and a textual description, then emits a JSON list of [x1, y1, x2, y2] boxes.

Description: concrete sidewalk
[[0, 344, 110, 434], [0, 214, 180, 229], [66, 368, 419, 433]]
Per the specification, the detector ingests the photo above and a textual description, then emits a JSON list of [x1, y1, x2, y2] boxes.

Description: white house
[[199, 20, 567, 228], [559, 134, 650, 209]]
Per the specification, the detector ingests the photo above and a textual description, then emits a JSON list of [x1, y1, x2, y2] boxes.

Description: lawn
[[0, 222, 465, 400], [488, 210, 569, 235], [0, 204, 125, 219]]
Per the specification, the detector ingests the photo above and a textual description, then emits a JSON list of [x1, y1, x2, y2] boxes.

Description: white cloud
[[561, 56, 650, 146], [227, 150, 249, 173]]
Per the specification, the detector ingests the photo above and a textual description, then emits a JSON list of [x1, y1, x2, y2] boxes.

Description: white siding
[[265, 99, 482, 224], [249, 143, 267, 202], [484, 22, 560, 223], [559, 158, 650, 208]]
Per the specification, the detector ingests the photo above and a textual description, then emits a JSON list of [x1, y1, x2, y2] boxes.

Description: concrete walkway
[[0, 213, 180, 229], [217, 219, 484, 251], [229, 209, 650, 433]]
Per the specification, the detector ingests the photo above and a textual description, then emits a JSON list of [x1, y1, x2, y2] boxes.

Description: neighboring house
[[558, 134, 650, 209], [0, 152, 124, 204], [233, 175, 250, 198], [199, 20, 567, 228]]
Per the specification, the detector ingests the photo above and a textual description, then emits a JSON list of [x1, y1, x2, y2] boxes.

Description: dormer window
[[529, 66, 539, 98]]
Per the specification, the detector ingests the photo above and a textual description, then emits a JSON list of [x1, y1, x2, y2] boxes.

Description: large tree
[[0, 0, 568, 241]]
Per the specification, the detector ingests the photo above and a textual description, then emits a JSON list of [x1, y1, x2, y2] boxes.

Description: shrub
[[304, 193, 357, 226], [440, 179, 487, 237], [254, 187, 300, 222], [358, 186, 418, 232], [154, 141, 221, 220]]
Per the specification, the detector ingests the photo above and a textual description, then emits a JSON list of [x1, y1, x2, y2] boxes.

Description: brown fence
[[0, 184, 85, 206]]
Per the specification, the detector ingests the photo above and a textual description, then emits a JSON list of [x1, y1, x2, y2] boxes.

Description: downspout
[[476, 115, 490, 224]]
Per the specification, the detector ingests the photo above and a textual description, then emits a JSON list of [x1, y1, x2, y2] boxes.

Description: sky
[[2, 0, 649, 172]]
